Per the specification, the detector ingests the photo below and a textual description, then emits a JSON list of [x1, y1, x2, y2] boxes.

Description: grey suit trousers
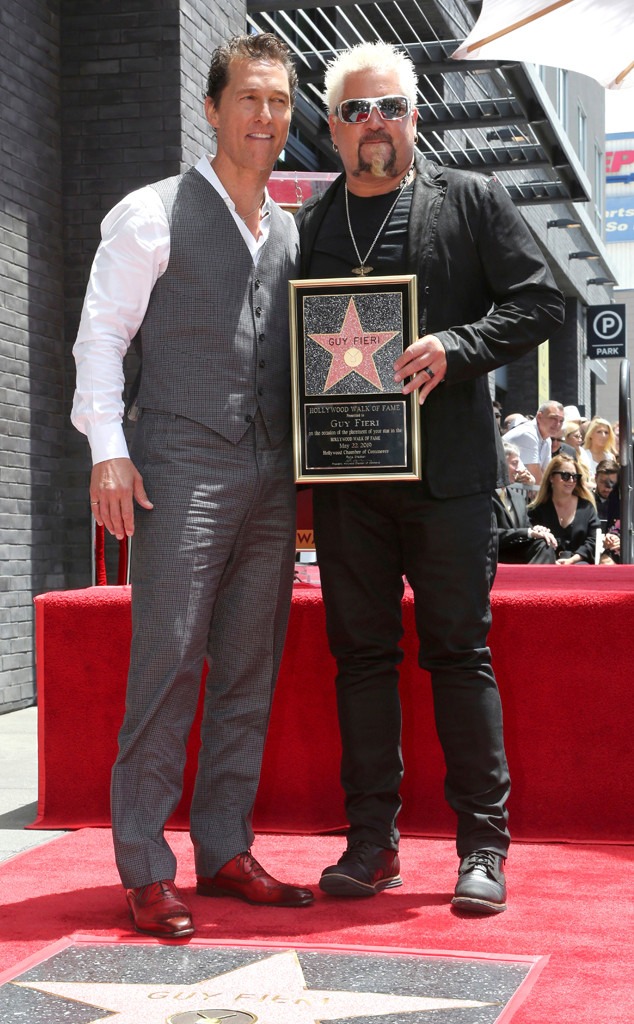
[[110, 410, 296, 888]]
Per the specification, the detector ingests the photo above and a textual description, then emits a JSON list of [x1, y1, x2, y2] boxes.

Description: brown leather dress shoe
[[126, 879, 194, 937], [196, 851, 314, 907]]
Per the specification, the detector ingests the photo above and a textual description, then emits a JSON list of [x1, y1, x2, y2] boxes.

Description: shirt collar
[[196, 154, 271, 217]]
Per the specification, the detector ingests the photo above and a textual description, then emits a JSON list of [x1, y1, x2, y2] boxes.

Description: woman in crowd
[[528, 454, 600, 565], [562, 420, 592, 485], [563, 420, 583, 454], [579, 417, 618, 480]]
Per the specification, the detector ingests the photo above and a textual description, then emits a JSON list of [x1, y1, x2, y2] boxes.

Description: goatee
[[353, 139, 398, 178]]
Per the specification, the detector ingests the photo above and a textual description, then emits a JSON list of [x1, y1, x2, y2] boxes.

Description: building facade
[[0, 0, 618, 710]]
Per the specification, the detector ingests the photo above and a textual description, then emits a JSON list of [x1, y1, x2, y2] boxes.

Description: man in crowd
[[492, 400, 503, 433], [551, 429, 578, 462], [504, 401, 566, 483], [494, 443, 557, 563], [595, 459, 619, 525], [502, 412, 528, 433], [297, 41, 564, 914], [594, 459, 622, 562], [71, 33, 313, 939]]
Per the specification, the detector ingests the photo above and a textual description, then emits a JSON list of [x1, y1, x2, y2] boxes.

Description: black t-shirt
[[307, 183, 413, 279]]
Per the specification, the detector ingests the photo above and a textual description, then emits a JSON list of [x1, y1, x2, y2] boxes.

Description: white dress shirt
[[71, 155, 272, 464]]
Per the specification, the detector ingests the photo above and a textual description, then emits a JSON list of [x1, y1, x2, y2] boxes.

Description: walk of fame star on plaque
[[307, 295, 399, 393], [1, 936, 548, 1024], [289, 276, 422, 482], [301, 289, 403, 398]]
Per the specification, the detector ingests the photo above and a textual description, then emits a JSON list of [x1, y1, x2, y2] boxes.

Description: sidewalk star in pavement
[[15, 948, 494, 1023]]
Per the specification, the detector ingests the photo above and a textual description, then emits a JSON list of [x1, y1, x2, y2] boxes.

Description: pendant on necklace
[[351, 265, 373, 276]]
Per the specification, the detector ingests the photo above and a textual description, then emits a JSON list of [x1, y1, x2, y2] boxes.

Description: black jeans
[[313, 480, 510, 858]]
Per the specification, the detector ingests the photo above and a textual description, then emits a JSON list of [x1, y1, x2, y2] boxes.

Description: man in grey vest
[[71, 33, 313, 939]]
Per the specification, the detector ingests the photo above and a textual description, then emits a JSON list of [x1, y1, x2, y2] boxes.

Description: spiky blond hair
[[323, 41, 418, 114]]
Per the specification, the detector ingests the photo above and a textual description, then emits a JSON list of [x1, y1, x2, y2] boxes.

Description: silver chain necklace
[[239, 194, 265, 221], [345, 166, 415, 276]]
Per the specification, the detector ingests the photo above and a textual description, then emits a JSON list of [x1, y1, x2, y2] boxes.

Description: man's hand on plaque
[[393, 335, 447, 404]]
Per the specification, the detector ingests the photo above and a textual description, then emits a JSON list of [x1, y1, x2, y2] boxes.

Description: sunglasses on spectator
[[335, 95, 412, 124], [553, 471, 581, 482]]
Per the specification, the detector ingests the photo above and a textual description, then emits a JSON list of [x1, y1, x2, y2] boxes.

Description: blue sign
[[606, 139, 634, 184], [606, 193, 634, 243]]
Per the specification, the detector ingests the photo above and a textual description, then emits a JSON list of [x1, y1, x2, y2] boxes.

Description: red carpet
[[1, 830, 633, 1023], [32, 566, 634, 842]]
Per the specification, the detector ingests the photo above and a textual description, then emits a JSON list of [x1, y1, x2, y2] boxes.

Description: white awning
[[451, 0, 634, 90]]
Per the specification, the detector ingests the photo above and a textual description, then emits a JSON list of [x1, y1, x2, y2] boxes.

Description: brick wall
[[550, 298, 583, 410], [0, 0, 65, 710], [180, 0, 243, 166]]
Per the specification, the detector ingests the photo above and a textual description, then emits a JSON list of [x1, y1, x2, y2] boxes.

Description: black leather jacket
[[298, 152, 565, 498]]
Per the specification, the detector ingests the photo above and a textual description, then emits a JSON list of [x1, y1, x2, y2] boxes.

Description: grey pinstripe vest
[[135, 167, 300, 445]]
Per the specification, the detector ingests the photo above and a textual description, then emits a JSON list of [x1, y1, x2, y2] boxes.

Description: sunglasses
[[335, 95, 412, 124], [553, 471, 581, 483]]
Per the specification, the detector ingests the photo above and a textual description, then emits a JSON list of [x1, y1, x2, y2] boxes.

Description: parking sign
[[587, 305, 626, 358]]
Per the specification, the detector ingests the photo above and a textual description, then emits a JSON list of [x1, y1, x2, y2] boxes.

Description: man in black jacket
[[297, 41, 564, 915], [594, 459, 619, 525], [494, 443, 557, 563]]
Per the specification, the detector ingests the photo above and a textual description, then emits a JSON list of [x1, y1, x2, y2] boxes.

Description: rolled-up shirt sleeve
[[71, 186, 170, 465]]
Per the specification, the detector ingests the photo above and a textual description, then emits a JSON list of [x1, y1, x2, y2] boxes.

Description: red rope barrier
[[94, 524, 128, 585]]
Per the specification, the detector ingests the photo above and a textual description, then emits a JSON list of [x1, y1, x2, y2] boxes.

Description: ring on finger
[[422, 366, 435, 380]]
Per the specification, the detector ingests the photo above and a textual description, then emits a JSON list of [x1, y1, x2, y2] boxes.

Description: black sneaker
[[452, 849, 507, 915], [319, 840, 402, 897]]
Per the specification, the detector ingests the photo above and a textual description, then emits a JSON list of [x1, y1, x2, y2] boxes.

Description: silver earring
[[332, 142, 338, 153]]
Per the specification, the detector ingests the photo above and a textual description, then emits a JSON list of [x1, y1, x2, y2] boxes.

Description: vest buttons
[[254, 279, 261, 289], [255, 306, 262, 317], [258, 333, 265, 344], [257, 386, 264, 396], [245, 414, 254, 423], [259, 359, 265, 368]]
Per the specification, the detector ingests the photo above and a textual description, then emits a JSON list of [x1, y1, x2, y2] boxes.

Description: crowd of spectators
[[493, 400, 624, 565]]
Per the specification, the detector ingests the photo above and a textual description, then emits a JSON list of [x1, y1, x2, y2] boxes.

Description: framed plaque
[[289, 275, 421, 483]]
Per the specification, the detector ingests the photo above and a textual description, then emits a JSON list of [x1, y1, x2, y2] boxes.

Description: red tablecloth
[[32, 565, 634, 842]]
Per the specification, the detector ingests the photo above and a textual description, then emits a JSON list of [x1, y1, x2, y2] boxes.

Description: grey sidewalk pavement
[[0, 706, 65, 865]]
